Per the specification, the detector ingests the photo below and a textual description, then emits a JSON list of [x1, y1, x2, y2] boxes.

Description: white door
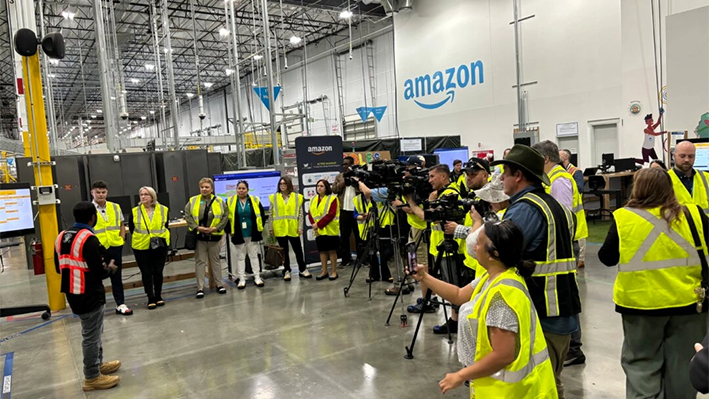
[[558, 137, 580, 166], [592, 124, 619, 166]]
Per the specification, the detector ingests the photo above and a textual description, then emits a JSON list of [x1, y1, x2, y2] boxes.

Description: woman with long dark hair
[[308, 179, 340, 280], [228, 180, 266, 289], [411, 219, 557, 398], [599, 167, 708, 398], [269, 176, 310, 280]]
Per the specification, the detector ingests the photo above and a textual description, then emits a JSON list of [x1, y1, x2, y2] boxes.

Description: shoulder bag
[[143, 206, 168, 250]]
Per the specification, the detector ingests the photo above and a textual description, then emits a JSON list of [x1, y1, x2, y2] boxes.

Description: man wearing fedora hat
[[472, 144, 581, 399]]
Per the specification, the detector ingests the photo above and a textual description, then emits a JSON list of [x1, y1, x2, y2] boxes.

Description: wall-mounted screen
[[695, 143, 709, 171], [214, 171, 282, 209], [0, 183, 35, 239], [433, 147, 469, 169]]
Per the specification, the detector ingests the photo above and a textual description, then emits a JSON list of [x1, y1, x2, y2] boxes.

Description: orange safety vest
[[55, 229, 94, 295]]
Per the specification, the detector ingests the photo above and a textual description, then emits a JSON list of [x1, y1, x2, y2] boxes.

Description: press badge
[[242, 222, 247, 229]]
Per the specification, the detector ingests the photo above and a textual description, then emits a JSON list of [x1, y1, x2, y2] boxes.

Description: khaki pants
[[408, 227, 429, 268], [544, 331, 571, 399], [195, 239, 223, 291]]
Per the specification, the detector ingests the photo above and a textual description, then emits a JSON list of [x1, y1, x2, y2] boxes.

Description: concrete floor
[[0, 242, 701, 399]]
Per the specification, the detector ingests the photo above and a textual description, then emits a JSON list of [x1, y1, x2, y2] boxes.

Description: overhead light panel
[[204, 82, 214, 89], [49, 58, 59, 66], [61, 11, 75, 20], [90, 114, 97, 118], [186, 93, 194, 99], [145, 63, 155, 71], [219, 28, 230, 38], [130, 78, 140, 84], [149, 110, 155, 114], [289, 35, 302, 45], [254, 54, 263, 60], [141, 116, 147, 120], [225, 68, 234, 76], [48, 73, 56, 78], [97, 109, 103, 113], [339, 10, 353, 19]]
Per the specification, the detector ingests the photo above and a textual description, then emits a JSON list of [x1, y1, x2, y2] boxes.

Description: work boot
[[82, 374, 120, 391], [99, 360, 121, 375]]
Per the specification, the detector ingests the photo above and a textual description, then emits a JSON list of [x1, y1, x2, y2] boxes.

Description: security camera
[[349, 54, 353, 60], [199, 113, 206, 120], [120, 112, 128, 120], [113, 155, 120, 162]]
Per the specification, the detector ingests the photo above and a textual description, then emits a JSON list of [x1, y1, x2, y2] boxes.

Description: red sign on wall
[[171, 176, 179, 182], [16, 78, 24, 95]]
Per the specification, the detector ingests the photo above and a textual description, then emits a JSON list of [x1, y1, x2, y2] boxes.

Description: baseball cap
[[465, 157, 490, 173], [405, 155, 425, 167]]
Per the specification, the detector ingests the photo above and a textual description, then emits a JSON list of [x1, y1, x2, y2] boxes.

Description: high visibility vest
[[131, 204, 170, 250], [310, 195, 340, 236], [354, 195, 374, 239], [456, 174, 468, 196], [670, 169, 709, 213], [430, 185, 465, 257], [55, 228, 94, 295], [545, 164, 588, 241], [188, 194, 226, 236], [93, 202, 124, 248], [613, 205, 705, 310], [469, 269, 558, 399], [462, 209, 506, 274], [402, 196, 427, 230], [269, 193, 304, 238], [376, 202, 394, 228], [510, 191, 580, 318], [228, 195, 264, 235]]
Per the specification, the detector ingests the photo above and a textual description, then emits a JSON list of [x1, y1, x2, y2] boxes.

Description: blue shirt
[[502, 185, 546, 253], [371, 188, 389, 203], [673, 168, 694, 195], [237, 199, 252, 238]]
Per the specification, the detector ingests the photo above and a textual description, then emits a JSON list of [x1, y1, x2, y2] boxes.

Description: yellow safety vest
[[462, 209, 507, 275], [469, 269, 558, 399], [430, 185, 465, 257], [670, 169, 709, 213], [517, 192, 577, 317], [402, 196, 427, 230], [94, 202, 124, 248], [269, 192, 304, 237], [613, 205, 705, 310], [228, 195, 264, 235], [188, 194, 225, 236], [377, 202, 394, 228], [354, 195, 374, 239], [310, 195, 340, 236], [131, 204, 170, 250], [545, 164, 588, 241], [456, 174, 468, 194]]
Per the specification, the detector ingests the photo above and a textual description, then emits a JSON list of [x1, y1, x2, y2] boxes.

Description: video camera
[[344, 160, 433, 200], [425, 193, 498, 223]]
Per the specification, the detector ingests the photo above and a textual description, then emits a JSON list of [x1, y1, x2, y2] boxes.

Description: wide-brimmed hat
[[490, 144, 550, 185], [474, 174, 509, 203]]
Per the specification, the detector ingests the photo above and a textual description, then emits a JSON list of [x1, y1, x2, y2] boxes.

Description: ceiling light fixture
[[130, 78, 140, 84], [289, 35, 302, 45], [61, 11, 75, 20], [204, 82, 214, 89], [90, 115, 97, 118], [339, 10, 353, 19], [141, 116, 147, 120], [145, 63, 155, 71], [48, 73, 56, 78], [49, 59, 59, 66], [97, 109, 103, 113], [254, 54, 263, 60], [150, 110, 155, 114], [225, 68, 235, 76], [219, 28, 230, 38], [186, 93, 194, 99]]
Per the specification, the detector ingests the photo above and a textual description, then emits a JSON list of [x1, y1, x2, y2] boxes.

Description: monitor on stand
[[602, 153, 615, 172]]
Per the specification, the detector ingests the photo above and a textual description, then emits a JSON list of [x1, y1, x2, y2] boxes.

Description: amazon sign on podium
[[295, 136, 343, 264]]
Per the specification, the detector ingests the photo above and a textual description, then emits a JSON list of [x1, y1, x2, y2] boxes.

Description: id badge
[[242, 222, 247, 229]]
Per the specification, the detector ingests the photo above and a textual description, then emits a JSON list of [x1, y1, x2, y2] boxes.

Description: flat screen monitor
[[0, 182, 35, 238], [695, 143, 709, 171], [615, 158, 637, 173], [107, 195, 132, 220], [602, 153, 615, 168], [213, 171, 282, 209], [433, 148, 468, 170]]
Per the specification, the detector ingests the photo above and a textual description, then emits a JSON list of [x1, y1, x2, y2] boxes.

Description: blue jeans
[[79, 305, 105, 379]]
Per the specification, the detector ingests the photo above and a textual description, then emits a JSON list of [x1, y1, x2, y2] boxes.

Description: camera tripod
[[404, 231, 460, 360], [343, 203, 380, 300], [385, 223, 426, 328]]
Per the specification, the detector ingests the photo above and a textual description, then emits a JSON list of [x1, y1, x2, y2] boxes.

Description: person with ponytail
[[410, 219, 557, 399]]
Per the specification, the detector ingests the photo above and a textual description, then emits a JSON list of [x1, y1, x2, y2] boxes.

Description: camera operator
[[405, 164, 469, 335], [472, 144, 580, 399], [353, 188, 395, 283], [332, 156, 357, 267]]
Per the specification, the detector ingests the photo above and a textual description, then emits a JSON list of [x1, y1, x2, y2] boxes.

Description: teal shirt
[[238, 198, 252, 238]]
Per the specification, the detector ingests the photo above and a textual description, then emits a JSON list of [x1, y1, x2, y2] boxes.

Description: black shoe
[[433, 318, 458, 335], [316, 273, 328, 281], [156, 296, 165, 306], [217, 286, 227, 294], [564, 352, 586, 367], [196, 290, 204, 299], [408, 302, 436, 314]]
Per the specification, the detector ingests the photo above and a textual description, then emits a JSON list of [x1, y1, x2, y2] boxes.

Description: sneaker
[[196, 290, 204, 299], [578, 261, 585, 269], [408, 302, 436, 314], [433, 318, 458, 335], [237, 279, 246, 289], [385, 285, 412, 296], [284, 271, 291, 281], [83, 374, 120, 391], [254, 277, 264, 287], [99, 360, 121, 375], [301, 270, 312, 278], [564, 352, 586, 367], [217, 286, 227, 294], [115, 304, 133, 315]]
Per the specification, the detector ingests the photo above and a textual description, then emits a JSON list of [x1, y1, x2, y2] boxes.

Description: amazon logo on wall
[[402, 61, 485, 110]]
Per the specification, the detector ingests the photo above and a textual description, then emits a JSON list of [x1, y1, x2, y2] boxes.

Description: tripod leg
[[404, 250, 444, 359], [386, 276, 409, 326]]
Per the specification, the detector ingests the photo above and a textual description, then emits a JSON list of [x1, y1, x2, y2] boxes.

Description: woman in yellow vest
[[411, 219, 557, 399], [599, 168, 708, 399], [308, 179, 340, 281], [184, 177, 229, 298], [269, 176, 309, 281], [129, 186, 170, 310], [228, 181, 265, 289]]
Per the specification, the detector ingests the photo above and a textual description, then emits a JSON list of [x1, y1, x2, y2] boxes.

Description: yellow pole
[[21, 52, 64, 311]]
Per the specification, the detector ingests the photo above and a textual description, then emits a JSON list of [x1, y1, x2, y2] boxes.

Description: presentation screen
[[434, 147, 469, 170], [0, 183, 35, 239], [214, 171, 282, 209], [695, 143, 709, 171]]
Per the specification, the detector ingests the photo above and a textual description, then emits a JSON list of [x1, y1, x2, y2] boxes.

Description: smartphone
[[406, 242, 418, 275]]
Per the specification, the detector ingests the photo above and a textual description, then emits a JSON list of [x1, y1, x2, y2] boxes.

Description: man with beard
[[670, 141, 709, 212]]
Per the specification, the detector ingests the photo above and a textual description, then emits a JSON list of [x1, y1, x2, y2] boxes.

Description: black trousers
[[339, 210, 355, 263], [368, 227, 393, 281], [276, 236, 307, 274], [104, 246, 125, 306], [134, 248, 167, 302]]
